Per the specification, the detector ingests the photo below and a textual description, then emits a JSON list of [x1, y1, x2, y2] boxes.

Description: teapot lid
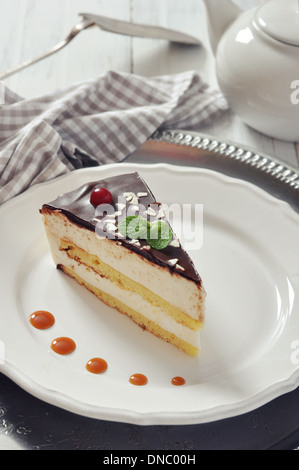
[[255, 0, 299, 47]]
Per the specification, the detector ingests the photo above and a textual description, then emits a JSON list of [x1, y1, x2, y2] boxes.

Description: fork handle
[[0, 18, 94, 80], [0, 41, 70, 80]]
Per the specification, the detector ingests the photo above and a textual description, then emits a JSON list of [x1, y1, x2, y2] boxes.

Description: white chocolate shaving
[[123, 192, 139, 204], [176, 264, 185, 271], [169, 239, 180, 247], [129, 239, 141, 246], [167, 258, 178, 267], [144, 207, 157, 216], [141, 245, 151, 251], [156, 208, 165, 219], [106, 223, 118, 232]]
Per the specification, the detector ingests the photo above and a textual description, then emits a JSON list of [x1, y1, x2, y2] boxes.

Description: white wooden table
[[0, 0, 298, 170], [0, 0, 299, 451]]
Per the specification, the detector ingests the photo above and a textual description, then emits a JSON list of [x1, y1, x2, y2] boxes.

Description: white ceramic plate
[[0, 162, 299, 425]]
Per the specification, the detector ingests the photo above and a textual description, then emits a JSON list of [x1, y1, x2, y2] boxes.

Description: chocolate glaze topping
[[42, 172, 201, 285]]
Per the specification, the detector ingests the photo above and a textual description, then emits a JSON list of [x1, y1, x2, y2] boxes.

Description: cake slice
[[40, 172, 206, 356]]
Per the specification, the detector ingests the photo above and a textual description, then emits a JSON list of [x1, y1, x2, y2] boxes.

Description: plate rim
[[2, 360, 299, 426], [1, 160, 299, 426], [150, 129, 299, 191]]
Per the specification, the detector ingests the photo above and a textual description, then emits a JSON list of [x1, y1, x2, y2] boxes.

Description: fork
[[0, 13, 200, 80]]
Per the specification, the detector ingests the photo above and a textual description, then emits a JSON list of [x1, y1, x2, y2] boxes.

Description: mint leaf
[[118, 216, 173, 250], [118, 215, 148, 240], [147, 220, 173, 250]]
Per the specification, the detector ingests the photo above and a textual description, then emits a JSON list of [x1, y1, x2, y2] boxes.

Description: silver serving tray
[[133, 129, 299, 214]]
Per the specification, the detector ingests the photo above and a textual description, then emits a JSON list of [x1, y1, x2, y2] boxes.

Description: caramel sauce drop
[[171, 376, 186, 386], [129, 373, 148, 386], [86, 357, 108, 374], [51, 337, 76, 355], [30, 311, 185, 387], [29, 311, 55, 330]]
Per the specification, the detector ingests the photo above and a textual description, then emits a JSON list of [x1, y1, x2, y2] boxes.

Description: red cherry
[[90, 187, 112, 207]]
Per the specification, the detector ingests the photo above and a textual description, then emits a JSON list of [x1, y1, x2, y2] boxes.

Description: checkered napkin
[[0, 70, 228, 204]]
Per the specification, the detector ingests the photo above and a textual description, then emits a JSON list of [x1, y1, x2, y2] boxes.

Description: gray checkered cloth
[[0, 70, 228, 204]]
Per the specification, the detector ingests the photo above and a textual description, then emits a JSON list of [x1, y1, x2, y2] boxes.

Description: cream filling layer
[[48, 234, 200, 349], [42, 212, 205, 322]]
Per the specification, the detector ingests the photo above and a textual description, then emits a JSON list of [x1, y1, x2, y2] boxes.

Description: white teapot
[[202, 0, 299, 142]]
